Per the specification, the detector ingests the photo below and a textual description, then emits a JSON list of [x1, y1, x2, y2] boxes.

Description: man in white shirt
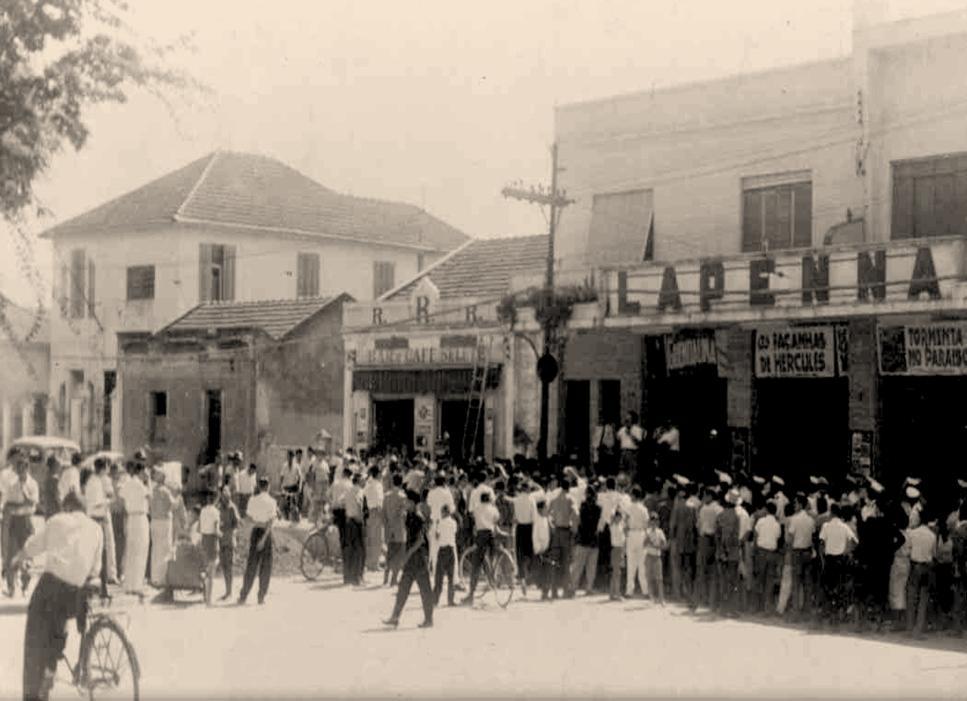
[[17, 490, 102, 700], [238, 477, 278, 605], [616, 412, 645, 477], [785, 495, 816, 621], [363, 466, 385, 572], [432, 505, 458, 606], [624, 486, 649, 598], [512, 479, 537, 588], [462, 491, 503, 606], [906, 516, 937, 636], [236, 464, 256, 517], [818, 503, 858, 625], [753, 502, 782, 613], [83, 459, 111, 595], [119, 463, 149, 599], [2, 452, 39, 597]]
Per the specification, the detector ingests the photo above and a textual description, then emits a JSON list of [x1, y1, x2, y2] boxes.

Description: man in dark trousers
[[238, 477, 277, 605], [15, 490, 102, 701], [384, 490, 434, 628]]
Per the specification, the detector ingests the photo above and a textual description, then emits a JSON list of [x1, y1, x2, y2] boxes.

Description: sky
[[3, 0, 965, 306]]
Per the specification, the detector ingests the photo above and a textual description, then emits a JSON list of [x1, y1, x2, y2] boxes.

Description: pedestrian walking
[[238, 477, 277, 605], [384, 490, 434, 628], [463, 491, 503, 605]]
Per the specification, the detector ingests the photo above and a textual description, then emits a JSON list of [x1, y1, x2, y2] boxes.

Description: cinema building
[[548, 6, 967, 486]]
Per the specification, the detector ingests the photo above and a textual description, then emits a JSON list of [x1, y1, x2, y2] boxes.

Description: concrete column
[[111, 385, 122, 453]]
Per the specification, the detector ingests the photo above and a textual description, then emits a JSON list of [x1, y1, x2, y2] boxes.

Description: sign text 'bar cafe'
[[606, 238, 967, 321]]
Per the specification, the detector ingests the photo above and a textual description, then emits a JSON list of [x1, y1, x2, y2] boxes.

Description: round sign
[[537, 352, 559, 383]]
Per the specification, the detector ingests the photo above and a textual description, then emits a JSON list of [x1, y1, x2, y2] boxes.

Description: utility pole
[[501, 142, 574, 467]]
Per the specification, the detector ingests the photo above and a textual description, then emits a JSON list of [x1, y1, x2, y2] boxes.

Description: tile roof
[[42, 151, 468, 252], [386, 234, 548, 301], [160, 294, 351, 340]]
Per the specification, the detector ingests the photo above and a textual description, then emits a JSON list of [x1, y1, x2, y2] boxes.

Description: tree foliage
[[0, 0, 200, 222]]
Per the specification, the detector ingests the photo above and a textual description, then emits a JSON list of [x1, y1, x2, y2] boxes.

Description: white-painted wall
[[553, 10, 967, 271], [48, 223, 447, 450]]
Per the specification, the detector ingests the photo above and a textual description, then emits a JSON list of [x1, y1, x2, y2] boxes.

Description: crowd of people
[[3, 432, 967, 639]]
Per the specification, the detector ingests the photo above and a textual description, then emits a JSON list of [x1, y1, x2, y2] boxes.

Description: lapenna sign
[[603, 238, 967, 324]]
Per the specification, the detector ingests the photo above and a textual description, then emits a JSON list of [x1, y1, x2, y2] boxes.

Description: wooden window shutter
[[69, 249, 86, 318], [297, 253, 320, 297], [87, 260, 96, 318], [892, 170, 914, 239], [742, 190, 762, 252], [199, 244, 213, 302], [792, 182, 812, 248], [222, 245, 236, 301]]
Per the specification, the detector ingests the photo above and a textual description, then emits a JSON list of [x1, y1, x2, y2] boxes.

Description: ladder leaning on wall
[[462, 335, 493, 463]]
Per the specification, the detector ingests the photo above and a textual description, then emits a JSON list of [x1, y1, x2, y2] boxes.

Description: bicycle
[[459, 540, 517, 608], [60, 587, 141, 700], [299, 512, 342, 581]]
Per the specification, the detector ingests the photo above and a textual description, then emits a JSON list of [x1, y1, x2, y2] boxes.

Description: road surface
[[0, 574, 965, 698]]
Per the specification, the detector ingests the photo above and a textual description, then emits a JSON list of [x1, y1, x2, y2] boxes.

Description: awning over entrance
[[352, 366, 501, 395]]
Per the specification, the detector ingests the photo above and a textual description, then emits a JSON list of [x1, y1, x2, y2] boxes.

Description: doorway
[[880, 376, 967, 492], [205, 389, 222, 464], [373, 399, 414, 456], [564, 380, 591, 467], [754, 377, 849, 482], [440, 399, 484, 463]]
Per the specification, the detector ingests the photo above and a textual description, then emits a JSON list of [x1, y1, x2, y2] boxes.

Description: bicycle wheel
[[488, 549, 516, 609], [459, 546, 476, 585], [80, 617, 140, 701], [300, 531, 330, 581]]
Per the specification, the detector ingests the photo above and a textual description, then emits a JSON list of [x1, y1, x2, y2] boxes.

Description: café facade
[[559, 235, 967, 486], [342, 235, 550, 463]]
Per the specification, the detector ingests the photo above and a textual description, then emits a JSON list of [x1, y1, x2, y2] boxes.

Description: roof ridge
[[174, 151, 220, 219], [378, 237, 477, 301], [197, 295, 333, 307]]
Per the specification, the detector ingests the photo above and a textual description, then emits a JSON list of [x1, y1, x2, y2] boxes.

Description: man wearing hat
[[1, 450, 38, 596]]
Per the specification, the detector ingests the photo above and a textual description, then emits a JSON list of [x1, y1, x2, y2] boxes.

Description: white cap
[[772, 475, 785, 487], [905, 477, 921, 486], [868, 478, 885, 494], [905, 486, 921, 500]]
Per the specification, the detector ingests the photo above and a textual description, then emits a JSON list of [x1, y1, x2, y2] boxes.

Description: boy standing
[[198, 491, 220, 606], [433, 504, 457, 606], [218, 486, 241, 600], [644, 512, 668, 605]]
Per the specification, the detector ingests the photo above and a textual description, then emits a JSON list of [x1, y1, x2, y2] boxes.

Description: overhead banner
[[754, 325, 837, 378], [878, 322, 967, 375]]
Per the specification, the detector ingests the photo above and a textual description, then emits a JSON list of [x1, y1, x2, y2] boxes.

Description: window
[[126, 265, 156, 301], [149, 391, 167, 443], [892, 153, 967, 240], [297, 252, 320, 297], [199, 244, 235, 302], [69, 249, 86, 318], [373, 261, 395, 298], [742, 174, 812, 252], [586, 190, 654, 268]]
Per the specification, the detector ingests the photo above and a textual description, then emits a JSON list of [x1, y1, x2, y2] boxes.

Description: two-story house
[[41, 151, 468, 452], [547, 4, 967, 486]]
